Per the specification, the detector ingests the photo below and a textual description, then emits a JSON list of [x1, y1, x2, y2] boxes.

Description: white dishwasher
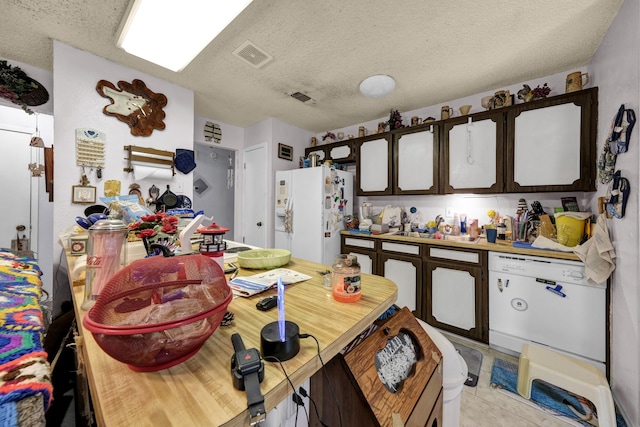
[[488, 252, 606, 372]]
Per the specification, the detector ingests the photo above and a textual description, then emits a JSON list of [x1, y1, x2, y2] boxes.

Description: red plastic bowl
[[83, 254, 232, 371]]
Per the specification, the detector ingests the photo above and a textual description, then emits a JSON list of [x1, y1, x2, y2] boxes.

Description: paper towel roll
[[133, 164, 173, 180]]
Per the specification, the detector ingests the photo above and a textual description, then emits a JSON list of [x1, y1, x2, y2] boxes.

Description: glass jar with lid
[[82, 219, 128, 310], [331, 254, 361, 303]]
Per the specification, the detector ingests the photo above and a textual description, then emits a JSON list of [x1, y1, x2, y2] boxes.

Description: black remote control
[[256, 296, 278, 311]]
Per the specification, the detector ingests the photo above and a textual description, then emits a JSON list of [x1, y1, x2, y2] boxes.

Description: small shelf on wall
[[123, 145, 175, 175]]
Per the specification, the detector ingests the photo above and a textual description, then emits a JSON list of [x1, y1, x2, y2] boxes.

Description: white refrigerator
[[275, 166, 353, 266]]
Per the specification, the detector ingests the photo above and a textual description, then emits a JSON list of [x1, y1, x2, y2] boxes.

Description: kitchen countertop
[[64, 252, 397, 426], [342, 230, 580, 261]]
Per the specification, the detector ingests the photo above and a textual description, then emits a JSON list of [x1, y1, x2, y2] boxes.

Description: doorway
[[242, 143, 267, 248], [193, 144, 235, 236], [0, 127, 37, 254]]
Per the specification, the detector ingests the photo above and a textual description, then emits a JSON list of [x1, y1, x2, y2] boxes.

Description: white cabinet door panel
[[359, 138, 389, 192], [449, 119, 497, 189], [397, 130, 434, 191], [514, 103, 581, 186], [431, 267, 476, 330], [383, 258, 417, 312]]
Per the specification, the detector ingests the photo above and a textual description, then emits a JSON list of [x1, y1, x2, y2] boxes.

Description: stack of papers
[[229, 268, 312, 297]]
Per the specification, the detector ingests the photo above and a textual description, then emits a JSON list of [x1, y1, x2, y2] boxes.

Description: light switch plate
[[445, 207, 454, 218]]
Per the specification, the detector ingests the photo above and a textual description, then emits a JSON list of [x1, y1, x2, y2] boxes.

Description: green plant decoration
[[0, 60, 40, 114]]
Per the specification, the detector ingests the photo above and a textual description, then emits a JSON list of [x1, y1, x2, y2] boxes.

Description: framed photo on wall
[[72, 185, 96, 204], [278, 143, 293, 161]]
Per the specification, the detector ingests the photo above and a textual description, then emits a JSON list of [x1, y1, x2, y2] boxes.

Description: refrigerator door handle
[[284, 197, 293, 233]]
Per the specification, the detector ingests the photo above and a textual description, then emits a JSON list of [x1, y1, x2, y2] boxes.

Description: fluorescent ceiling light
[[118, 0, 253, 72], [359, 75, 396, 98]]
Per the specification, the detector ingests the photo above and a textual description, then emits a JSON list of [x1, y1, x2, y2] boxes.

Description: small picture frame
[[278, 143, 293, 161], [72, 185, 96, 204]]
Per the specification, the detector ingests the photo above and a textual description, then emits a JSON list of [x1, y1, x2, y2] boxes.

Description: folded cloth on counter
[[530, 236, 574, 252], [573, 214, 616, 284]]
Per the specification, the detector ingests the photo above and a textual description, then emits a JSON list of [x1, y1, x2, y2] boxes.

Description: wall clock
[[96, 79, 167, 137]]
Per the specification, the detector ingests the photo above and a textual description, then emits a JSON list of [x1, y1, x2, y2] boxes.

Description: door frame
[[242, 143, 268, 248]]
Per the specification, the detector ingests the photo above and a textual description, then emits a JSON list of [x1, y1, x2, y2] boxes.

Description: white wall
[[52, 42, 195, 314], [589, 0, 640, 423]]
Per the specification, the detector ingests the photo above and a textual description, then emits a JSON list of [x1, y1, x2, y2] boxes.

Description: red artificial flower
[[164, 216, 179, 226], [161, 223, 178, 234], [136, 228, 157, 239]]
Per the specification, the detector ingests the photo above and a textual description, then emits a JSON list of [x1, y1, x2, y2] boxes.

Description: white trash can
[[417, 319, 468, 427]]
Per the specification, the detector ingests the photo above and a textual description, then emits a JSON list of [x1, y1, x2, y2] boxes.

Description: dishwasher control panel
[[489, 253, 589, 285]]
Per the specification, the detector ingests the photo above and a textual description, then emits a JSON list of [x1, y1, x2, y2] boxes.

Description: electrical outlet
[[445, 207, 455, 218]]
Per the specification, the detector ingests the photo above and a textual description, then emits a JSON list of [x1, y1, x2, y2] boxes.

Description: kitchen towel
[[573, 214, 616, 285]]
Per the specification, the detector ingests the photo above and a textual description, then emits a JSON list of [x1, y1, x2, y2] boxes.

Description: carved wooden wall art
[[96, 79, 167, 136]]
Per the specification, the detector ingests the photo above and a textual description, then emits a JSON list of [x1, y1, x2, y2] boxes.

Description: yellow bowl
[[236, 249, 291, 269]]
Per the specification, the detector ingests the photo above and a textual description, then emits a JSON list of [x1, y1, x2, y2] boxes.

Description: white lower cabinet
[[378, 241, 422, 317], [342, 236, 377, 275], [424, 246, 488, 342]]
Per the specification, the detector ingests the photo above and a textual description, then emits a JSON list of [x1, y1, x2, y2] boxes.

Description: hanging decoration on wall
[[204, 121, 222, 143], [0, 60, 49, 114], [76, 128, 105, 170], [96, 79, 167, 137], [28, 113, 45, 177]]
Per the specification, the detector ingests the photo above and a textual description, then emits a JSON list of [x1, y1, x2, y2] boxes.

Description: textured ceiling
[[0, 0, 622, 133]]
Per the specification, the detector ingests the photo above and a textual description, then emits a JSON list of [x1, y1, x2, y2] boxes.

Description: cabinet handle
[[256, 221, 262, 227]]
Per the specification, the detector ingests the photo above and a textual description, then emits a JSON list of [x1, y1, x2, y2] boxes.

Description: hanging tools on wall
[[227, 154, 234, 189]]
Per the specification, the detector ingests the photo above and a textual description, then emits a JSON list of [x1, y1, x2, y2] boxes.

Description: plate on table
[[237, 249, 291, 269]]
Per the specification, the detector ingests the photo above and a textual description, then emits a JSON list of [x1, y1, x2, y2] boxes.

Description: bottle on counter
[[332, 254, 361, 303], [452, 214, 460, 236], [497, 221, 507, 240]]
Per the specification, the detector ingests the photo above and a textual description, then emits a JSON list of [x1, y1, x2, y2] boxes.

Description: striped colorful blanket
[[0, 249, 52, 426]]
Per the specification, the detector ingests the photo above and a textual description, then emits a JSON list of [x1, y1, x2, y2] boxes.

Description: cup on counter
[[484, 224, 497, 243], [486, 228, 497, 243]]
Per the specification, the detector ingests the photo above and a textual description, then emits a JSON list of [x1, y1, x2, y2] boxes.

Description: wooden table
[[65, 254, 397, 426]]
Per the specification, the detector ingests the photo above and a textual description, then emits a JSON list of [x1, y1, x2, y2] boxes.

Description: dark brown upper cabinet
[[355, 133, 393, 195], [392, 124, 440, 195], [505, 87, 597, 193], [441, 111, 506, 194]]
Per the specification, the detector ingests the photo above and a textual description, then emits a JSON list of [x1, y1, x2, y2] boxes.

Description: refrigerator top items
[[488, 252, 607, 372], [274, 166, 353, 265]]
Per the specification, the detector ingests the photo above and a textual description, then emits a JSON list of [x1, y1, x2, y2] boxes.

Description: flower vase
[[142, 232, 176, 256]]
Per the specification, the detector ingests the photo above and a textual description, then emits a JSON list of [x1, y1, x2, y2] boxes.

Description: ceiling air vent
[[290, 91, 312, 103], [232, 40, 273, 68]]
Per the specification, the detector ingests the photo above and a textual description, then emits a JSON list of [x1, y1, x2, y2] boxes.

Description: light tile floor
[[443, 333, 576, 427]]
